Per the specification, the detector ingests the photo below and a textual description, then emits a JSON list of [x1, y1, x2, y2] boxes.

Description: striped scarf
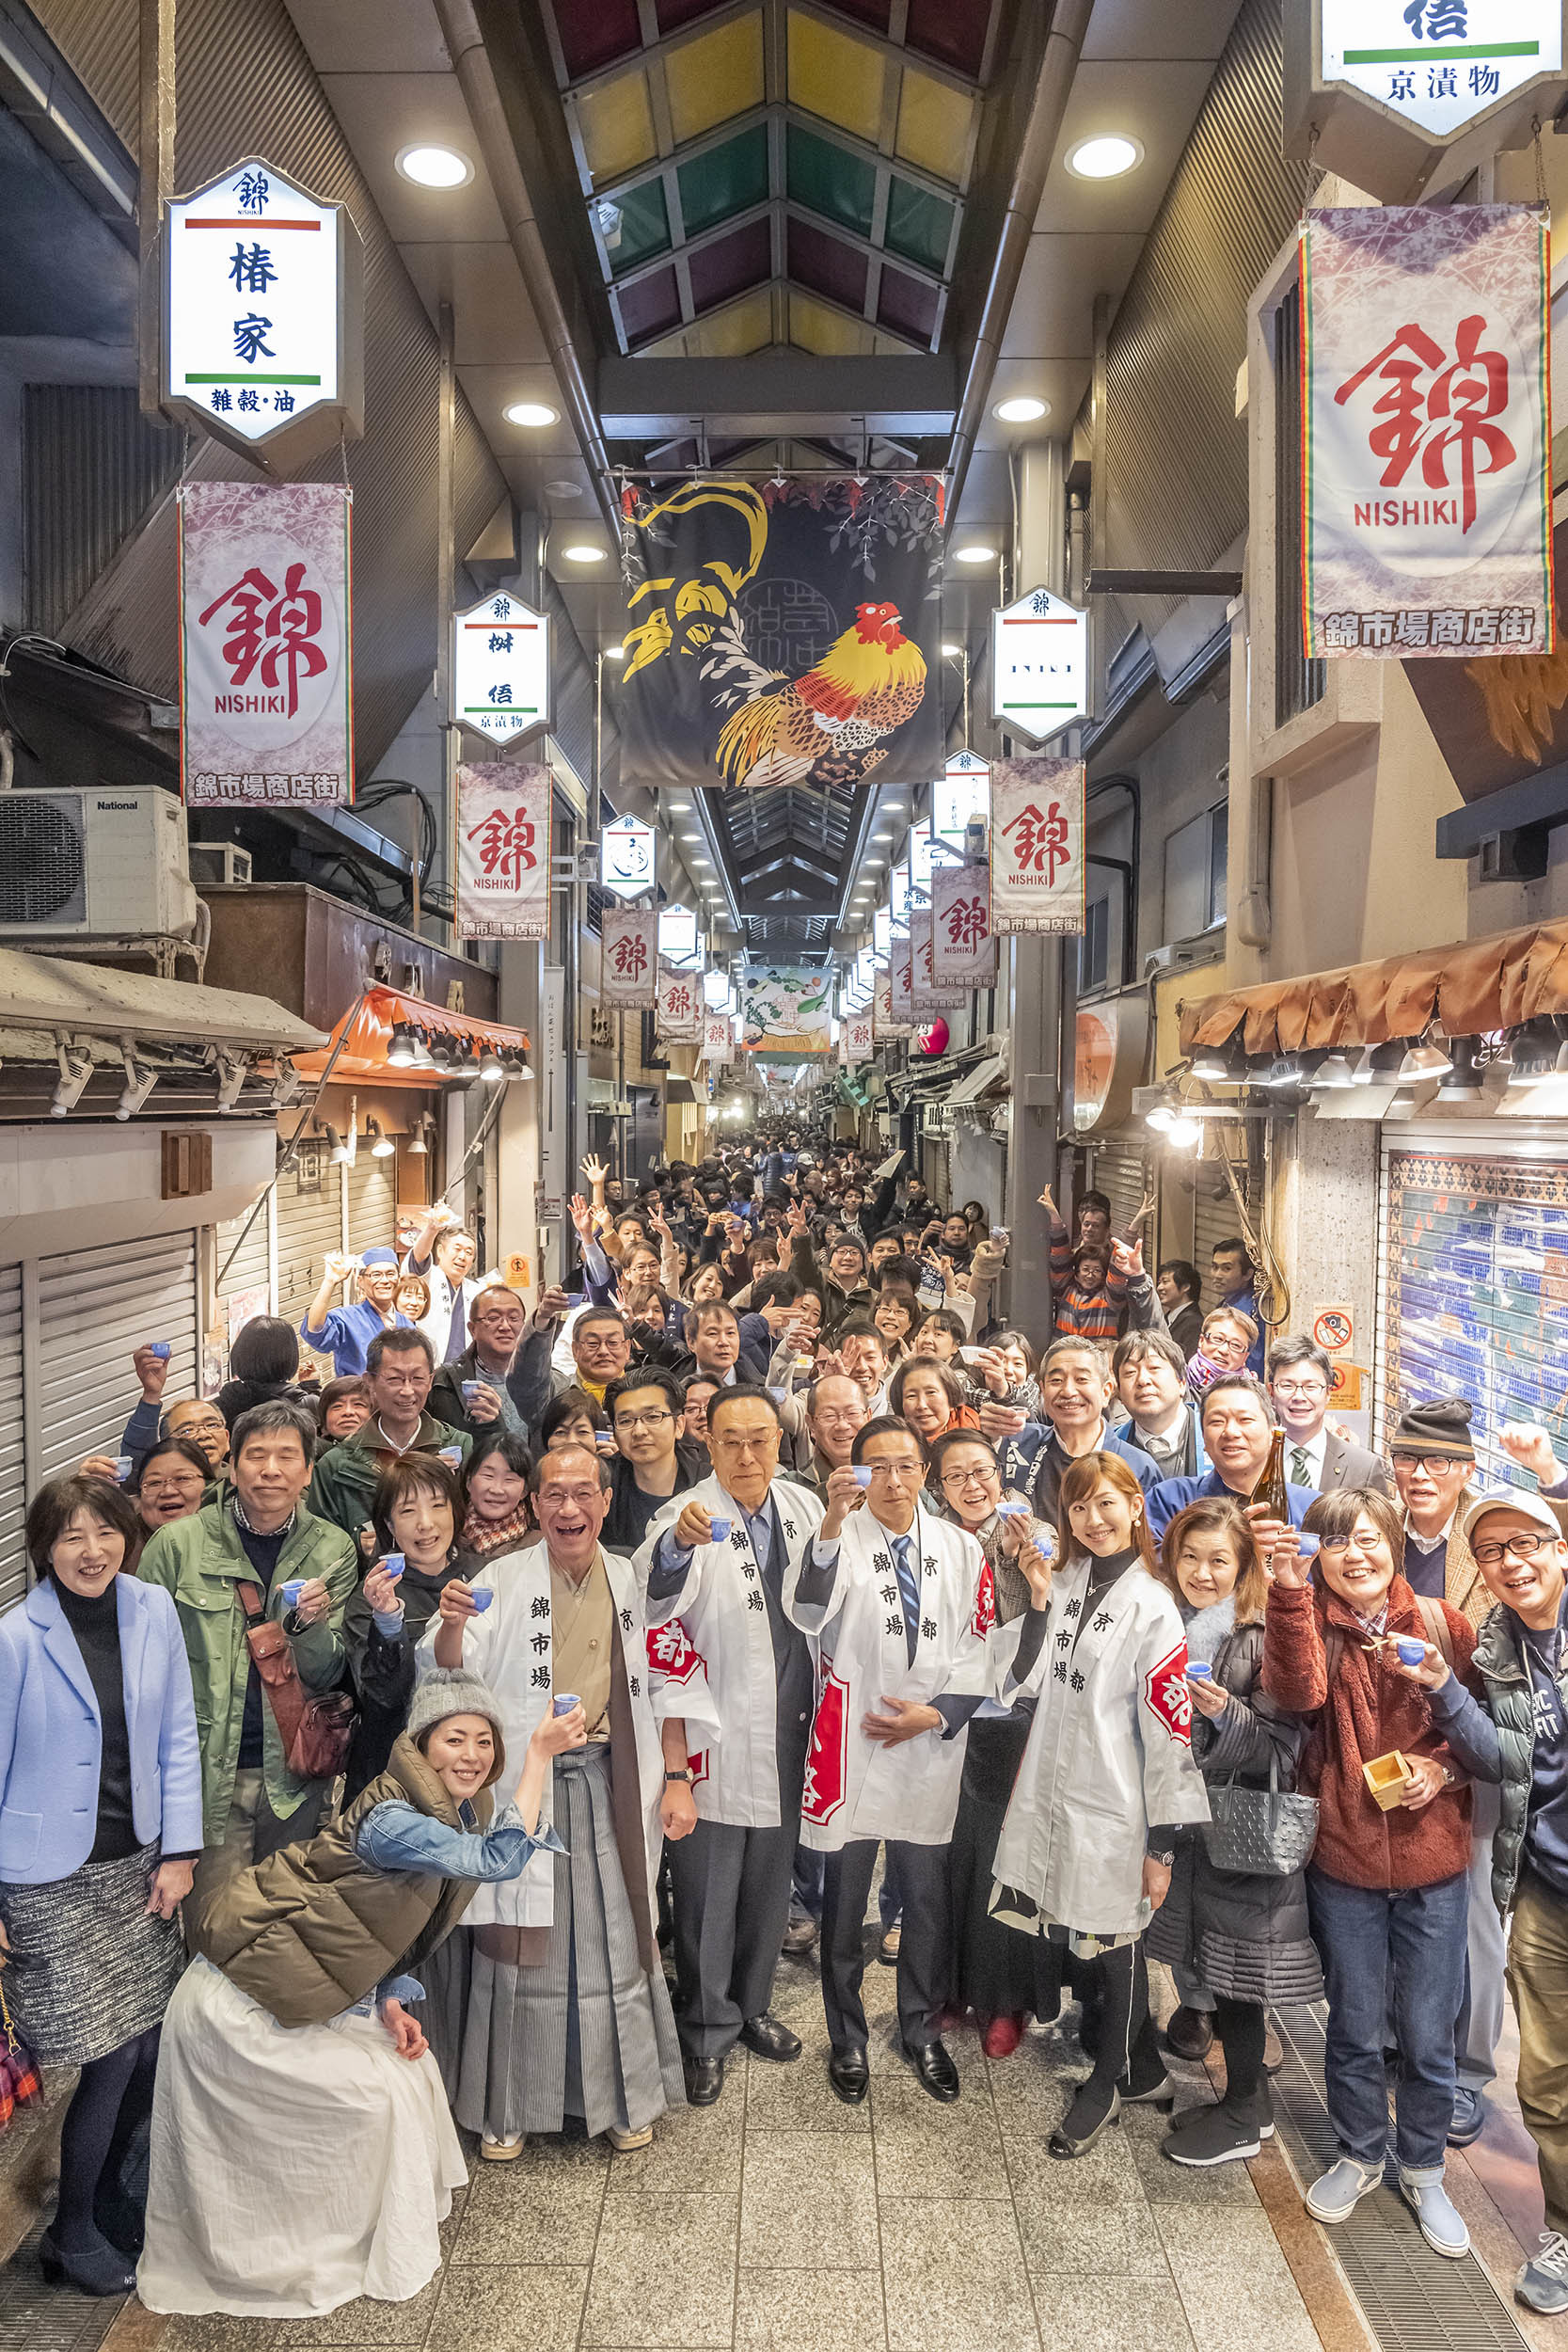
[[461, 1502, 534, 1558]]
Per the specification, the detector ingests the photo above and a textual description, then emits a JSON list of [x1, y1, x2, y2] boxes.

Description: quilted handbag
[[1201, 1754, 1319, 1879]]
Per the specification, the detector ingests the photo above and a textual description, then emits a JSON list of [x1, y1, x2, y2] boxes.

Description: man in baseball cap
[[300, 1245, 411, 1377], [1401, 1486, 1568, 2312]]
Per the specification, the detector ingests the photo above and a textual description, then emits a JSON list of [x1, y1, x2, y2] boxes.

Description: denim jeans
[[1307, 1865, 1469, 2171]]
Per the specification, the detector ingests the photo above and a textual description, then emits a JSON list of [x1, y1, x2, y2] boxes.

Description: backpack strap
[[1415, 1594, 1455, 1671]]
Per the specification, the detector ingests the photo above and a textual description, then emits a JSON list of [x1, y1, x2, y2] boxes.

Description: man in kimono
[[638, 1386, 825, 2106], [785, 1414, 994, 2106]]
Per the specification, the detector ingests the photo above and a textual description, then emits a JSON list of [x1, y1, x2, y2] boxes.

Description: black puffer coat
[[1147, 1620, 1323, 2004]]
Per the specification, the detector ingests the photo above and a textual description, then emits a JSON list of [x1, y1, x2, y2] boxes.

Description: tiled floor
[[133, 1942, 1325, 2352]]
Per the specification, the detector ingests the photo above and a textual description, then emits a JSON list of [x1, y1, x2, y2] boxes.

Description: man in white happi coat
[[637, 1385, 825, 2106], [784, 1413, 994, 2107]]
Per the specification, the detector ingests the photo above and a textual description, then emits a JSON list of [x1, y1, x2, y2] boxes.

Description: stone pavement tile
[[740, 2132, 879, 2267], [870, 2074, 1009, 2199], [1000, 2127, 1145, 2204], [744, 2047, 872, 2132], [159, 2322, 306, 2352], [425, 2263, 590, 2352], [879, 2197, 1040, 2352], [456, 2137, 608, 2262], [1127, 2124, 1260, 2205], [1152, 2202, 1321, 2352], [1011, 2179, 1170, 2280], [1032, 2273, 1198, 2352], [734, 2265, 887, 2351], [268, 2274, 443, 2347], [605, 2094, 746, 2194], [583, 2191, 738, 2347]]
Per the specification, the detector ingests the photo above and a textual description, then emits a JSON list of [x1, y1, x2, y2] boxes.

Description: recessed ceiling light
[[546, 478, 583, 499], [562, 543, 606, 564], [941, 642, 963, 657], [954, 544, 995, 564], [604, 644, 625, 660], [1066, 134, 1143, 180], [504, 400, 559, 428], [993, 395, 1051, 423], [681, 832, 702, 843], [396, 143, 473, 189]]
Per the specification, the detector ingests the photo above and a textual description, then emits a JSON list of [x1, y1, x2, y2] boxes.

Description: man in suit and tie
[[1267, 1337, 1391, 1497]]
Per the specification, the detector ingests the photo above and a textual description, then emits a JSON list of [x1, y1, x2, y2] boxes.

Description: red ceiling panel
[[876, 262, 938, 344], [617, 263, 684, 343], [688, 216, 773, 311], [552, 0, 642, 80], [786, 216, 868, 313], [905, 0, 990, 80]]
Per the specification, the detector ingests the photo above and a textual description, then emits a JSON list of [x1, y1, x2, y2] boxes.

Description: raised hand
[[581, 1153, 610, 1192], [133, 1342, 172, 1403], [1499, 1421, 1564, 1486], [1111, 1235, 1145, 1279]]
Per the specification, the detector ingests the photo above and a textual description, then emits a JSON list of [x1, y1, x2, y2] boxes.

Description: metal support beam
[[1088, 570, 1243, 597], [597, 353, 958, 440], [136, 0, 175, 420], [437, 297, 457, 939]]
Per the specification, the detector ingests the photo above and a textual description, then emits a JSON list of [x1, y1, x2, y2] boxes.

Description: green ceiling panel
[[884, 175, 951, 274], [602, 173, 672, 274], [785, 122, 875, 240], [677, 125, 770, 240]]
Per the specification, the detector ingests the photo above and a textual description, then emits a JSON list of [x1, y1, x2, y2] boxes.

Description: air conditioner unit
[[0, 787, 199, 941], [187, 841, 253, 887]]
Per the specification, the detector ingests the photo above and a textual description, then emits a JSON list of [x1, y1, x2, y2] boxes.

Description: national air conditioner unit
[[0, 787, 199, 941]]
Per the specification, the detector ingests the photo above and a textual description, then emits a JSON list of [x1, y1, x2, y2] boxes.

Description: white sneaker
[[1516, 2232, 1568, 2313], [1399, 2168, 1470, 2259], [1306, 2155, 1383, 2222]]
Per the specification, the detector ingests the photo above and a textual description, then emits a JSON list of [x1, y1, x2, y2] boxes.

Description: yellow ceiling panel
[[894, 66, 972, 185], [786, 11, 885, 147], [576, 72, 657, 184], [695, 287, 774, 357], [665, 13, 765, 146], [788, 290, 876, 357]]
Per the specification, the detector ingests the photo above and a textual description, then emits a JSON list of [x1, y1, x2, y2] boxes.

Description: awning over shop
[[0, 946, 325, 1054], [293, 986, 532, 1088], [946, 1053, 1007, 1108], [1178, 918, 1568, 1058]]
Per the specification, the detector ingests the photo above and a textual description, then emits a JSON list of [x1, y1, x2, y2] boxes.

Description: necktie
[[1291, 1446, 1310, 1487], [891, 1534, 921, 1664]]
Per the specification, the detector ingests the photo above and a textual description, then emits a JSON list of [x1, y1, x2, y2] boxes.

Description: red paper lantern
[[917, 1018, 949, 1057]]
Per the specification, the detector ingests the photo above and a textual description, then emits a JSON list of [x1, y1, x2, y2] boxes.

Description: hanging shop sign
[[455, 762, 549, 939], [600, 907, 657, 1007], [619, 475, 944, 790], [702, 1011, 732, 1064], [451, 590, 549, 745], [931, 861, 998, 985], [909, 823, 961, 906], [933, 747, 990, 848], [657, 962, 704, 1041], [740, 966, 834, 1057], [161, 157, 364, 468], [178, 481, 353, 808], [873, 907, 893, 961], [874, 970, 908, 1040], [660, 905, 701, 965], [1286, 3, 1568, 205], [890, 932, 917, 1027], [843, 1009, 875, 1061], [910, 911, 966, 1015], [599, 814, 656, 899], [1301, 204, 1554, 660], [991, 586, 1089, 741], [990, 755, 1086, 935]]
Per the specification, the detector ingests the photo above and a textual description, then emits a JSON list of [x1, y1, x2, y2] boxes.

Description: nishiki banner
[[889, 933, 917, 1027], [740, 966, 834, 1057], [931, 860, 997, 985], [600, 908, 657, 1008], [874, 969, 909, 1040], [1302, 205, 1554, 660], [842, 1009, 874, 1062], [910, 911, 966, 1016], [657, 963, 703, 1041], [702, 1012, 732, 1065], [619, 475, 944, 791], [179, 481, 353, 806], [990, 755, 1085, 935], [455, 764, 548, 940]]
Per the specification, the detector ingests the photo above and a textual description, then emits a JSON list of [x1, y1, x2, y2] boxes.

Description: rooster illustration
[[706, 602, 927, 790]]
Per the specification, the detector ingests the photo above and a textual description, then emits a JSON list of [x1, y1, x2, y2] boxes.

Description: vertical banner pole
[[437, 297, 457, 942], [137, 0, 176, 421]]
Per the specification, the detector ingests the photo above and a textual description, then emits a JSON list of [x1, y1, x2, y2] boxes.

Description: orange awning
[[293, 986, 532, 1088], [1178, 917, 1568, 1058]]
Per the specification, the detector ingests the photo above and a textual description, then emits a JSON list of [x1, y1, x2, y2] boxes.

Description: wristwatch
[[664, 1767, 695, 1785], [1148, 1848, 1176, 1870]]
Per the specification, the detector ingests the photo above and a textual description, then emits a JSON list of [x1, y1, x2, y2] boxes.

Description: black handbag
[[1201, 1753, 1319, 1879]]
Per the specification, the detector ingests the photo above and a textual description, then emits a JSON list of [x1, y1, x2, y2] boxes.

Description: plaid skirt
[[0, 1843, 184, 2065]]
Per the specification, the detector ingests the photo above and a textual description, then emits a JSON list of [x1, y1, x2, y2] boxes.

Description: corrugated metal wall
[[1100, 0, 1308, 580], [24, 387, 183, 635], [30, 0, 507, 777]]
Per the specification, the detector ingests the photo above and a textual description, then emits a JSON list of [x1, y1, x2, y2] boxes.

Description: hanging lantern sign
[[991, 586, 1088, 741], [601, 907, 657, 1007], [451, 590, 550, 743], [160, 157, 364, 469], [933, 748, 990, 847], [600, 814, 656, 900], [931, 861, 997, 985]]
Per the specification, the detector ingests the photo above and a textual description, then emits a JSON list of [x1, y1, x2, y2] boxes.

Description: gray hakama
[[420, 1745, 684, 2140]]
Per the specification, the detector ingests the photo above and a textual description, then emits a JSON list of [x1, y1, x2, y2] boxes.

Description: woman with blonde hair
[[991, 1453, 1209, 2156], [1147, 1499, 1322, 2167]]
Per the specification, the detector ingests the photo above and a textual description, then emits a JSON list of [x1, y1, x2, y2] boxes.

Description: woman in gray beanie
[[137, 1671, 586, 2321]]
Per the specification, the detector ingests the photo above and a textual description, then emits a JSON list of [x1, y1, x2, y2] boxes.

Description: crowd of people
[[6, 1132, 1568, 2321]]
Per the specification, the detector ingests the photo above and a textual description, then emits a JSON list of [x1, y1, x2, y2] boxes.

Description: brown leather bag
[[235, 1581, 355, 1781]]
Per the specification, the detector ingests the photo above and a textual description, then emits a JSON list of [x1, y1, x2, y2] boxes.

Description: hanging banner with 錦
[[455, 763, 549, 940], [990, 755, 1085, 935], [601, 908, 657, 1009], [702, 1012, 732, 1065], [889, 934, 917, 1027], [657, 963, 703, 1041], [843, 1009, 874, 1061], [740, 966, 834, 1057], [179, 481, 353, 806], [874, 969, 909, 1041], [931, 860, 997, 984], [910, 910, 966, 1015], [1301, 204, 1554, 660], [619, 476, 944, 791]]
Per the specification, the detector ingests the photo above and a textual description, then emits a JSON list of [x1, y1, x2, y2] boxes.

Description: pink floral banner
[[179, 482, 353, 806], [990, 756, 1085, 935], [455, 764, 549, 940], [601, 909, 657, 1008], [931, 860, 996, 984], [1302, 205, 1554, 660]]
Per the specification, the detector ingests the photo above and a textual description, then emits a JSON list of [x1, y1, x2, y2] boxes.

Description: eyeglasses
[[1473, 1530, 1553, 1568], [1272, 1381, 1327, 1402], [540, 1486, 601, 1509], [865, 1459, 922, 1480], [941, 1467, 997, 1492], [614, 1408, 673, 1431], [1391, 1452, 1467, 1477], [1315, 1530, 1384, 1557]]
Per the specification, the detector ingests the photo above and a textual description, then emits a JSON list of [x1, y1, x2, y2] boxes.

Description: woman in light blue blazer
[[0, 1474, 203, 2297]]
